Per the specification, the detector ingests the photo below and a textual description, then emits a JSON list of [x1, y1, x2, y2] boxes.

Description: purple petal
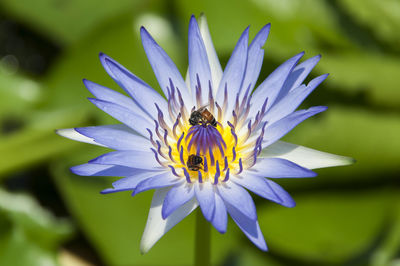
[[99, 52, 131, 81], [264, 179, 296, 207], [232, 174, 295, 207], [133, 172, 182, 195], [251, 52, 304, 113], [188, 15, 212, 105], [263, 106, 328, 147], [218, 181, 257, 221], [83, 79, 149, 118], [248, 158, 316, 178], [211, 192, 227, 233], [101, 55, 169, 120], [216, 27, 249, 114], [276, 54, 322, 102], [162, 183, 194, 219], [239, 24, 271, 98], [88, 98, 153, 137], [101, 170, 163, 194], [70, 163, 137, 177], [75, 125, 151, 151], [140, 27, 193, 106], [231, 174, 282, 204], [226, 203, 268, 251], [89, 150, 162, 170], [265, 74, 328, 124], [195, 182, 215, 221]]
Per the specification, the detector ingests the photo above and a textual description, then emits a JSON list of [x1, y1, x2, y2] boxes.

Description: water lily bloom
[[57, 15, 353, 252]]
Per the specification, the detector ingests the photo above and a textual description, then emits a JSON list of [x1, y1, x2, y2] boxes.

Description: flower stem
[[194, 209, 211, 266]]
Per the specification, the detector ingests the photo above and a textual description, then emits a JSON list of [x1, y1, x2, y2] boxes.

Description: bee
[[186, 154, 203, 171], [189, 106, 217, 127]]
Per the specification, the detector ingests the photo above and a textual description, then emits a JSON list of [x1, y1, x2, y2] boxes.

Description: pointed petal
[[216, 27, 249, 113], [211, 192, 227, 233], [101, 170, 163, 194], [89, 150, 162, 170], [265, 74, 328, 124], [263, 106, 327, 147], [232, 174, 295, 207], [264, 179, 296, 207], [260, 141, 355, 169], [133, 172, 182, 195], [75, 125, 151, 151], [251, 52, 304, 113], [140, 27, 193, 107], [70, 163, 137, 177], [162, 183, 194, 219], [56, 128, 104, 147], [218, 181, 257, 221], [226, 203, 268, 251], [84, 79, 149, 118], [198, 14, 222, 91], [276, 54, 322, 102], [88, 98, 153, 137], [99, 52, 131, 81], [188, 15, 212, 105], [100, 54, 168, 120], [248, 158, 316, 178], [140, 188, 198, 253], [194, 181, 215, 221], [240, 24, 271, 98]]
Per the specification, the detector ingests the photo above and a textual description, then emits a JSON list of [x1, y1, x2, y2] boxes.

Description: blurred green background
[[0, 0, 399, 265]]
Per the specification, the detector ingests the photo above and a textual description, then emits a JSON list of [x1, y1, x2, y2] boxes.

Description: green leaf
[[0, 107, 91, 177], [0, 0, 145, 45], [258, 189, 397, 264], [370, 202, 400, 266], [0, 68, 43, 115], [0, 188, 73, 266], [239, 246, 283, 266], [337, 0, 400, 50], [318, 52, 400, 108]]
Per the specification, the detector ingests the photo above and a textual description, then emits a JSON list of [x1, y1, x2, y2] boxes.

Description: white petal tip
[[198, 13, 207, 22], [56, 128, 104, 146], [261, 141, 356, 170], [139, 219, 166, 254], [139, 242, 151, 254], [55, 128, 77, 139], [336, 156, 356, 166]]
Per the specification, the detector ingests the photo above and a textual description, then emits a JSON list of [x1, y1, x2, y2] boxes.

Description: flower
[[57, 14, 354, 252]]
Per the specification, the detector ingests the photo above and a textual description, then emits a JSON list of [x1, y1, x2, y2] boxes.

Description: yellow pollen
[[169, 120, 246, 183]]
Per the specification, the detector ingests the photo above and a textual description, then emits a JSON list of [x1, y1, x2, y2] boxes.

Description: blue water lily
[[57, 14, 353, 252]]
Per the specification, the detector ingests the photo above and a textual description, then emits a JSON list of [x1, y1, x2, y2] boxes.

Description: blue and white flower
[[57, 15, 353, 252]]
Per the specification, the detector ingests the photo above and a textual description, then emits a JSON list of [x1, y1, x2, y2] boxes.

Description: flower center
[[180, 123, 237, 183], [148, 78, 267, 184]]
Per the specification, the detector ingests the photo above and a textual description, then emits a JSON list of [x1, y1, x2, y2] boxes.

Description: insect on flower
[[57, 14, 354, 252], [187, 154, 204, 171], [189, 105, 217, 127]]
